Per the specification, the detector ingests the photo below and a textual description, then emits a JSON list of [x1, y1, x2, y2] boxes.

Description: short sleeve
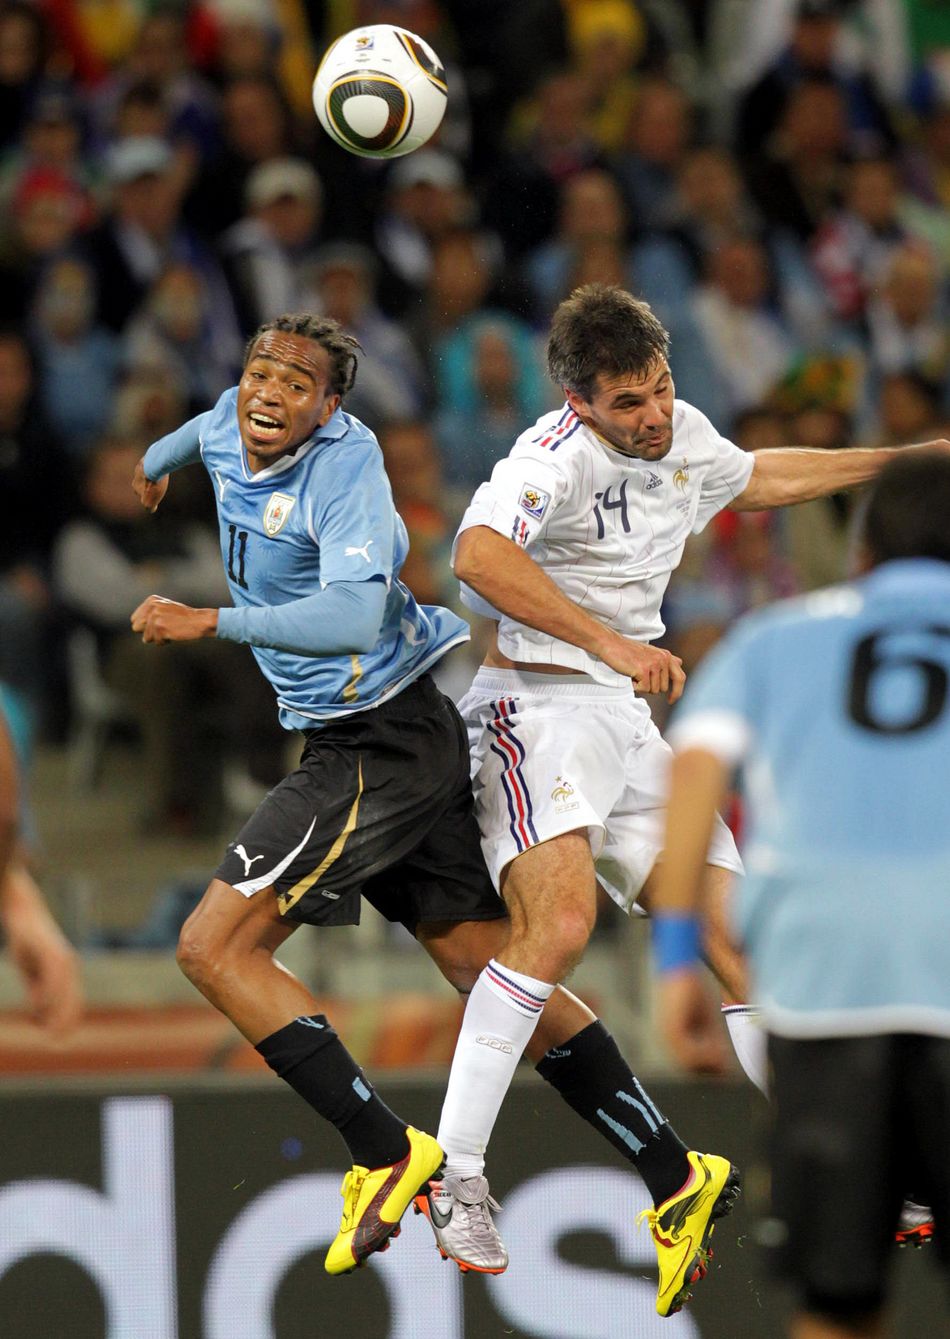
[[454, 454, 566, 552], [313, 445, 396, 585], [687, 410, 755, 533]]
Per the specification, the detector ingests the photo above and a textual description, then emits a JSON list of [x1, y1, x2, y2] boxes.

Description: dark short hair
[[862, 449, 950, 565], [547, 284, 670, 401], [244, 313, 362, 399]]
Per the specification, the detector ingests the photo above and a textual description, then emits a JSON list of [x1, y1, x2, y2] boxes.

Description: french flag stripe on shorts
[[486, 961, 546, 1014], [487, 697, 539, 852]]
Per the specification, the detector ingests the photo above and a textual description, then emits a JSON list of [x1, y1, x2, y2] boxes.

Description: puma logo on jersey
[[234, 844, 265, 877], [345, 540, 374, 563], [645, 472, 663, 490]]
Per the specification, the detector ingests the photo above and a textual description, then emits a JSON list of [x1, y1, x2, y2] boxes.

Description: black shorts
[[767, 1032, 950, 1312], [214, 674, 506, 932]]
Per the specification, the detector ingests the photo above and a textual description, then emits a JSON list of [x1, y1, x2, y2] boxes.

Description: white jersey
[[456, 399, 755, 686]]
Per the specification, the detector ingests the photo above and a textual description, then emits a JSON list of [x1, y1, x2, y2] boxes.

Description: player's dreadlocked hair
[[862, 449, 950, 566], [547, 284, 670, 402], [244, 314, 362, 399]]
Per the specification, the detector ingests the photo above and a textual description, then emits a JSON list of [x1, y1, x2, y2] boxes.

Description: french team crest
[[263, 492, 296, 536], [518, 483, 551, 520]]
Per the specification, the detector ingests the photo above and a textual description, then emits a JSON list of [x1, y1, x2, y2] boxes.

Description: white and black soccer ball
[[312, 24, 447, 159]]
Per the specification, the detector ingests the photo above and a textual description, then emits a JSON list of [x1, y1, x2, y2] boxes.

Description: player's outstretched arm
[[732, 437, 950, 510], [133, 413, 211, 512], [455, 526, 685, 701]]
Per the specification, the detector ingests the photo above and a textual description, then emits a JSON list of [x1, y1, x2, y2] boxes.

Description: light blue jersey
[[670, 559, 950, 1038], [143, 389, 469, 730]]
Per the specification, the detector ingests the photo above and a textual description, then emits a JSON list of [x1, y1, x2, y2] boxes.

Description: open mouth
[[247, 411, 285, 442]]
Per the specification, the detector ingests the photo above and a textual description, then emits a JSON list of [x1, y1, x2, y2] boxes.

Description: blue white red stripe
[[487, 697, 538, 853], [485, 960, 547, 1015], [532, 405, 572, 444], [534, 407, 580, 450], [511, 516, 529, 546]]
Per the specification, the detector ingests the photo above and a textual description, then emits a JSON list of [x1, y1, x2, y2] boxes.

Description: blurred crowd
[[1, 0, 949, 831]]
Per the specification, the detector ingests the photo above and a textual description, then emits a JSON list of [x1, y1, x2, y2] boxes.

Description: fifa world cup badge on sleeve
[[518, 484, 550, 520]]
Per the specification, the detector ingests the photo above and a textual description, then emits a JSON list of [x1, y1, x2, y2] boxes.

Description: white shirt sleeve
[[454, 454, 567, 551], [686, 407, 756, 533]]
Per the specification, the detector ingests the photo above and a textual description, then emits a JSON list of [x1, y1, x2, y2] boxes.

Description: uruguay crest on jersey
[[263, 492, 296, 536]]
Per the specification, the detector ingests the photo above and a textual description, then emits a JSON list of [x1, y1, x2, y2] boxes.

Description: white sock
[[437, 959, 554, 1177], [722, 1004, 768, 1096]]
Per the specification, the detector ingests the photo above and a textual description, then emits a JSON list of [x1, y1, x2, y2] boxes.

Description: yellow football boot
[[325, 1126, 444, 1275]]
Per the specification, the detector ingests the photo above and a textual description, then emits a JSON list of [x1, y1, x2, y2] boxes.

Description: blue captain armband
[[652, 913, 703, 975]]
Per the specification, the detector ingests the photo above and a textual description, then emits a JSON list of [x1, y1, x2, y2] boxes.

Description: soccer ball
[[312, 25, 447, 159]]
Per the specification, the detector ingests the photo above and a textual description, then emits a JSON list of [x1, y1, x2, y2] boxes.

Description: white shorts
[[458, 668, 743, 914]]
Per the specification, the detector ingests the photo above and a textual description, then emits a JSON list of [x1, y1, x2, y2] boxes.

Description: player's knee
[[176, 914, 226, 993], [531, 906, 593, 978]]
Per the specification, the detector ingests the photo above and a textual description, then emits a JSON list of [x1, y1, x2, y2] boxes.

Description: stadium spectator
[[0, 1, 51, 153], [864, 240, 950, 384], [377, 417, 455, 605], [743, 77, 850, 242], [678, 237, 799, 428], [220, 156, 325, 335], [487, 70, 604, 257], [304, 242, 427, 422], [29, 254, 120, 455], [612, 76, 694, 236], [184, 73, 308, 242], [870, 370, 949, 449], [434, 311, 551, 495], [122, 260, 241, 411], [373, 148, 473, 315], [81, 134, 240, 351], [733, 0, 894, 159], [811, 153, 917, 323], [524, 167, 632, 319], [0, 328, 76, 721]]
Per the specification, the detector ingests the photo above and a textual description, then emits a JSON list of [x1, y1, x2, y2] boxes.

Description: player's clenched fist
[[132, 457, 169, 513], [131, 594, 218, 643]]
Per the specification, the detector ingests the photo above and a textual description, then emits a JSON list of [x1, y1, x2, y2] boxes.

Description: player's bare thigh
[[496, 828, 599, 982], [640, 861, 747, 1002]]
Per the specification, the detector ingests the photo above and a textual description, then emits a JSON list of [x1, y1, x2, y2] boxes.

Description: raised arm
[[732, 438, 950, 511], [133, 412, 210, 513], [455, 525, 685, 700]]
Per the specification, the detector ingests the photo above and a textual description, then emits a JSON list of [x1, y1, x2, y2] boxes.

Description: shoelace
[[636, 1206, 659, 1234], [339, 1167, 367, 1230], [440, 1175, 503, 1250]]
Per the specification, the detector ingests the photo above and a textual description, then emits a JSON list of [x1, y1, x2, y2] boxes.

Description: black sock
[[536, 1019, 690, 1205], [256, 1013, 409, 1169]]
